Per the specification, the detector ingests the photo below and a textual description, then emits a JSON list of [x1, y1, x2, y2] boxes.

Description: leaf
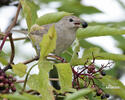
[[55, 63, 73, 93], [79, 39, 106, 52], [60, 47, 73, 62], [70, 47, 125, 66], [27, 61, 54, 100], [77, 25, 125, 39], [58, 1, 101, 16], [100, 75, 125, 99], [65, 88, 93, 100], [40, 25, 57, 60], [2, 93, 41, 100], [20, 0, 39, 30], [112, 35, 125, 51], [12, 63, 27, 77], [35, 11, 71, 25], [0, 51, 8, 65]]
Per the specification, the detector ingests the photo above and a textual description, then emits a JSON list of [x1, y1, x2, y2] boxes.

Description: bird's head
[[58, 16, 88, 29]]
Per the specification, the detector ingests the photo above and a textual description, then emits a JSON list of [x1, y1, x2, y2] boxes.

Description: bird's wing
[[30, 24, 53, 36], [28, 24, 54, 55]]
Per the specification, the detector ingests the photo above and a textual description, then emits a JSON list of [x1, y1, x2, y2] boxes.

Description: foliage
[[0, 0, 125, 100]]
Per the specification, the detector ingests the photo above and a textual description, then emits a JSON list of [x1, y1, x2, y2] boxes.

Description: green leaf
[[20, 0, 39, 30], [112, 35, 125, 51], [58, 1, 101, 16], [28, 61, 54, 100], [35, 11, 71, 25], [2, 93, 41, 100], [55, 63, 73, 93], [100, 75, 125, 99], [79, 39, 106, 52], [77, 25, 125, 39], [12, 63, 27, 77], [70, 47, 125, 66], [65, 88, 93, 100], [40, 25, 57, 60], [60, 47, 73, 62], [0, 51, 8, 65]]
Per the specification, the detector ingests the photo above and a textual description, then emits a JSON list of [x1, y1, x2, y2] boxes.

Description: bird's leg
[[47, 55, 66, 63]]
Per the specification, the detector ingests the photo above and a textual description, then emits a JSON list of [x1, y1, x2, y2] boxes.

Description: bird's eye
[[69, 18, 73, 22]]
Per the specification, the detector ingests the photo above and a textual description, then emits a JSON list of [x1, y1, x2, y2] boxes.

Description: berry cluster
[[0, 68, 16, 94], [96, 88, 110, 99], [72, 55, 112, 99]]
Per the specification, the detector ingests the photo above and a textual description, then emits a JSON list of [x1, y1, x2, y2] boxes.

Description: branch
[[0, 2, 21, 52], [23, 56, 39, 64], [0, 37, 28, 41], [9, 33, 15, 64]]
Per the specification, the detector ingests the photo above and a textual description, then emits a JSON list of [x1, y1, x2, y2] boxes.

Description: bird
[[29, 15, 88, 56]]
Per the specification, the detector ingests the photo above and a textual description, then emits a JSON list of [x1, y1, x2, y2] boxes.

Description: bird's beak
[[74, 20, 88, 28]]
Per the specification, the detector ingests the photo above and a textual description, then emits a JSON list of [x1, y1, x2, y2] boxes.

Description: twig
[[22, 63, 38, 92], [8, 33, 15, 64], [0, 2, 21, 52], [3, 64, 12, 72], [23, 56, 39, 64], [16, 78, 59, 84], [0, 37, 28, 41]]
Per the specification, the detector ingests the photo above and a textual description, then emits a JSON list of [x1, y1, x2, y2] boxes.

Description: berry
[[11, 87, 16, 92], [96, 89, 103, 96], [0, 83, 4, 87], [101, 95, 106, 99], [105, 93, 110, 98], [101, 71, 106, 76], [0, 76, 4, 80], [10, 83, 14, 87]]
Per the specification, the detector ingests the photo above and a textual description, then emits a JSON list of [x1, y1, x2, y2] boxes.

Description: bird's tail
[[12, 30, 28, 34]]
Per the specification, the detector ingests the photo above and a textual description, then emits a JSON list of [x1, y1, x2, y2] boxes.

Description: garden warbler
[[29, 15, 88, 56]]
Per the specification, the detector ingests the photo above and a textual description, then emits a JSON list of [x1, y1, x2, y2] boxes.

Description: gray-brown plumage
[[29, 16, 88, 55]]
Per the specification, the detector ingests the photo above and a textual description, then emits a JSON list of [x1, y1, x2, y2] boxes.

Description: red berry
[[0, 83, 4, 87], [0, 76, 4, 80], [10, 83, 14, 87]]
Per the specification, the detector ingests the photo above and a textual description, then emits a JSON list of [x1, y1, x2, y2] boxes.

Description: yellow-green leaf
[[77, 25, 125, 39], [65, 88, 93, 100], [100, 75, 125, 99], [12, 63, 27, 77], [28, 61, 54, 100], [40, 25, 57, 60], [35, 11, 71, 25], [20, 0, 39, 30], [55, 63, 73, 93]]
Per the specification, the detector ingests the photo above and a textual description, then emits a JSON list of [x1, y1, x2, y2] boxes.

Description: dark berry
[[101, 95, 106, 99], [11, 87, 16, 92], [105, 93, 110, 98], [101, 71, 106, 76], [82, 22, 88, 28], [96, 92, 101, 96], [4, 79, 9, 83], [96, 89, 103, 96], [8, 75, 13, 79], [12, 78, 16, 82]]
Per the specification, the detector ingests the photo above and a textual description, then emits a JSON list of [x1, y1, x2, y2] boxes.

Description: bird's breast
[[55, 29, 76, 55]]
